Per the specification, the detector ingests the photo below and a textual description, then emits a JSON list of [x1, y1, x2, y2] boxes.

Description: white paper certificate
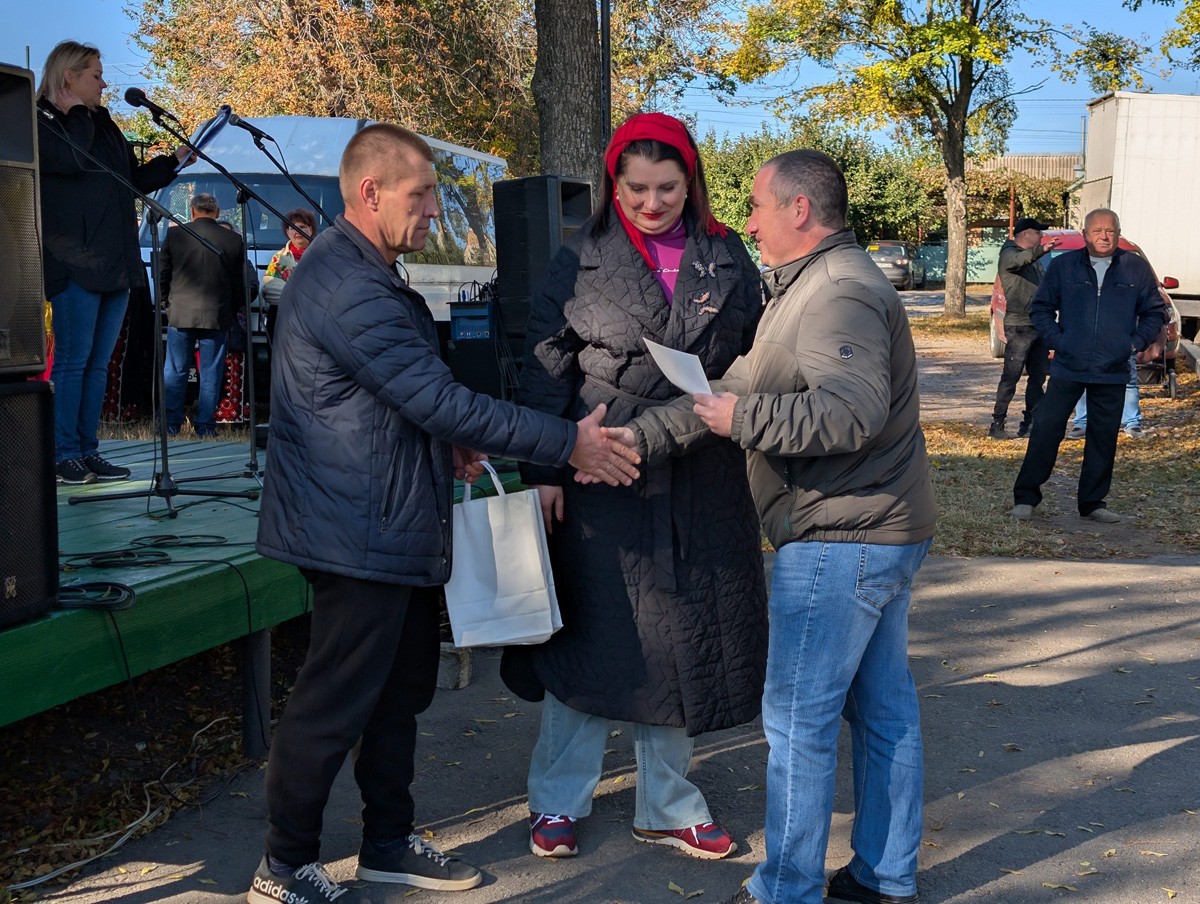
[[643, 338, 712, 396]]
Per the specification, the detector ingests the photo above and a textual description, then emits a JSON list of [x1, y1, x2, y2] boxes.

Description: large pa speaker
[[493, 175, 592, 343], [0, 381, 58, 628], [0, 62, 46, 379]]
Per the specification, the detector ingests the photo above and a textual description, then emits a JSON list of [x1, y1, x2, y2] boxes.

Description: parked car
[[989, 229, 1182, 397], [867, 241, 926, 289]]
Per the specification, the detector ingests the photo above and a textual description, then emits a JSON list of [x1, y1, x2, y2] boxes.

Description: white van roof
[[183, 115, 506, 177]]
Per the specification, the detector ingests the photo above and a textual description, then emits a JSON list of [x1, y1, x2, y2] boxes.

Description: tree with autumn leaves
[[133, 0, 1184, 303], [131, 0, 540, 171], [130, 0, 727, 181], [715, 0, 1156, 317]]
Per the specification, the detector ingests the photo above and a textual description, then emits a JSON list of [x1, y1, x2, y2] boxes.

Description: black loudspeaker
[[493, 175, 592, 343], [445, 338, 503, 398], [0, 381, 58, 628], [0, 63, 46, 378]]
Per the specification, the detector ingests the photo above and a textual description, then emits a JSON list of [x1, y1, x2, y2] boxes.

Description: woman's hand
[[174, 145, 197, 167], [453, 446, 488, 482], [534, 485, 564, 534]]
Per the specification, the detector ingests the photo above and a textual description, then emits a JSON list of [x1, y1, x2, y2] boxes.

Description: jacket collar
[[763, 228, 859, 299], [334, 214, 409, 289]]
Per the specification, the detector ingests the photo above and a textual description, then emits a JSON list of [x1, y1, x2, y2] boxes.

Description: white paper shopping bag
[[444, 461, 562, 648]]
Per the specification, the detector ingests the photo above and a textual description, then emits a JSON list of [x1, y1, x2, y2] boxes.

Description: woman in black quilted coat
[[514, 113, 768, 862]]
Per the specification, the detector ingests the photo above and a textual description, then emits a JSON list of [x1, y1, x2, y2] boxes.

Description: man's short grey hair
[[191, 193, 220, 215], [762, 149, 848, 229], [1084, 208, 1121, 232]]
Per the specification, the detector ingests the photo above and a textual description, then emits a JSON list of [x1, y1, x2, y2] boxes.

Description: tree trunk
[[533, 0, 603, 188], [941, 110, 968, 318], [943, 173, 967, 317]]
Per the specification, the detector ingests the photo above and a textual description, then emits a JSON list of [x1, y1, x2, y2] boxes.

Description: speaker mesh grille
[[0, 164, 46, 375], [0, 383, 57, 628]]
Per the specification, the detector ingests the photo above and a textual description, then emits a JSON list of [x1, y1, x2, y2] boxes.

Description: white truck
[[1081, 91, 1200, 339]]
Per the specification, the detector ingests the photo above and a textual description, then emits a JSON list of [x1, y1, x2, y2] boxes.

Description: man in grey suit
[[160, 192, 248, 436]]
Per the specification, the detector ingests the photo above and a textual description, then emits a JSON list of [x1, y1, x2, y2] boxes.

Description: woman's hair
[[37, 40, 101, 106], [591, 135, 717, 238], [283, 208, 318, 234]]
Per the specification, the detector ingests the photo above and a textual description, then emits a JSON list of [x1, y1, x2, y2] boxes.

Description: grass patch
[[926, 374, 1200, 558], [99, 422, 252, 443], [907, 310, 991, 339]]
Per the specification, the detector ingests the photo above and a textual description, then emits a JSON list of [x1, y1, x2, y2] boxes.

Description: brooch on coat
[[690, 291, 718, 315], [690, 260, 719, 277]]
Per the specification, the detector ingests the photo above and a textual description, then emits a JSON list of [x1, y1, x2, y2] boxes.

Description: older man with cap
[[988, 216, 1059, 440]]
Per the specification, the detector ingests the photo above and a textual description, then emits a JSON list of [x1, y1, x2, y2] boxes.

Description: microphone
[[228, 113, 275, 143], [123, 87, 180, 124]]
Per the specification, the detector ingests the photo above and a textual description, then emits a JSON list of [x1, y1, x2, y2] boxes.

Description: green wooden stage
[[0, 439, 306, 754], [0, 439, 522, 753]]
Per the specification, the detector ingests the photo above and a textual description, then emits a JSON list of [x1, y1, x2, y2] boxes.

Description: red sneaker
[[529, 813, 578, 858], [632, 822, 737, 859]]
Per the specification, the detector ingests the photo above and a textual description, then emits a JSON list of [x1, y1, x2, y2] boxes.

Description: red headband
[[604, 112, 699, 182], [603, 112, 726, 270]]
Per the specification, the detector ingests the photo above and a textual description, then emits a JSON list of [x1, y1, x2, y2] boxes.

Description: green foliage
[[1160, 1, 1200, 68], [1051, 24, 1152, 92], [611, 0, 738, 119], [712, 0, 1154, 316], [914, 166, 1071, 234], [699, 121, 932, 249]]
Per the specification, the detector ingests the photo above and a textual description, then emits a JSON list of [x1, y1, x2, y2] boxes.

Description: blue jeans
[[1073, 357, 1140, 429], [164, 327, 228, 435], [50, 280, 129, 461], [528, 693, 711, 829], [748, 538, 931, 904]]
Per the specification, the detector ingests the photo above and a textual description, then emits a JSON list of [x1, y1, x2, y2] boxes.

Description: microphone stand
[[41, 112, 259, 516], [237, 127, 334, 457], [246, 131, 334, 228], [145, 110, 310, 486]]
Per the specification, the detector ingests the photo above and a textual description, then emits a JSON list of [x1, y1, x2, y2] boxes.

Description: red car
[[988, 229, 1182, 397]]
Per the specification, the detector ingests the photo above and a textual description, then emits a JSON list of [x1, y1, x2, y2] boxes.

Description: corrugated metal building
[[971, 154, 1083, 181]]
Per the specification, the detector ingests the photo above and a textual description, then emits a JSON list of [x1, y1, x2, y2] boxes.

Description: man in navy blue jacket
[[249, 123, 640, 904], [1010, 208, 1166, 523]]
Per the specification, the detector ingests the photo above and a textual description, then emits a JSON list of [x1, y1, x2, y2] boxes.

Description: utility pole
[[600, 0, 611, 145]]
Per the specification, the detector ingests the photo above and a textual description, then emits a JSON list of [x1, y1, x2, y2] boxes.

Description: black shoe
[[1016, 420, 1032, 438], [56, 458, 97, 485], [723, 884, 762, 904], [826, 866, 918, 904], [247, 856, 362, 902], [82, 453, 131, 481], [987, 419, 1008, 440], [356, 834, 482, 891]]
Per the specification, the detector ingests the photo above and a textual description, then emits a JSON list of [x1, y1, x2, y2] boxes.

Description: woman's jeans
[[1073, 356, 1140, 429], [528, 693, 712, 829], [748, 538, 931, 904], [49, 280, 129, 461]]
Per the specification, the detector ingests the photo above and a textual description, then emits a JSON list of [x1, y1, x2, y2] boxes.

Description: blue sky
[[4, 0, 1196, 155]]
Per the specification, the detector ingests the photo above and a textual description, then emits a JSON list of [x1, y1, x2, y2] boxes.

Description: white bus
[[139, 115, 506, 338]]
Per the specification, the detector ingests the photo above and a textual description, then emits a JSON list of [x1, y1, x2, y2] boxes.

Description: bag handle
[[462, 460, 505, 505]]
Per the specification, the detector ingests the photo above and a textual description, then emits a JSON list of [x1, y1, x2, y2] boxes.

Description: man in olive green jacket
[[988, 217, 1059, 439], [609, 150, 935, 904]]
